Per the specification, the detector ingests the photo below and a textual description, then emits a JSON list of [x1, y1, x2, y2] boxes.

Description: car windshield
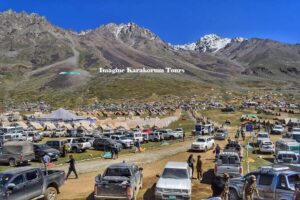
[[290, 146, 300, 154], [197, 138, 205, 142], [162, 168, 188, 179], [258, 134, 268, 138], [293, 128, 300, 132], [262, 142, 272, 146], [105, 168, 131, 177], [275, 126, 283, 129], [0, 174, 12, 188], [175, 129, 182, 131], [119, 136, 127, 140]]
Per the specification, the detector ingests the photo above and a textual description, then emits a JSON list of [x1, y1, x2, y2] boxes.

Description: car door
[[276, 174, 294, 200], [24, 170, 43, 199], [7, 174, 27, 200], [257, 174, 275, 199], [132, 165, 141, 186]]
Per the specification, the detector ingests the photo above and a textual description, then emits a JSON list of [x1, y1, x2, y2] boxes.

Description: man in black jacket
[[65, 155, 78, 180]]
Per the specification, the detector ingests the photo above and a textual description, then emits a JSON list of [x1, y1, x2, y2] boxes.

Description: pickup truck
[[110, 135, 134, 148], [214, 152, 243, 177], [94, 162, 143, 200], [66, 138, 91, 153], [155, 161, 192, 200], [229, 165, 300, 200], [224, 141, 243, 159], [0, 167, 65, 200]]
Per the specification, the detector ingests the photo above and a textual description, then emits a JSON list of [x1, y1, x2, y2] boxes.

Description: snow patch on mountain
[[173, 42, 197, 51]]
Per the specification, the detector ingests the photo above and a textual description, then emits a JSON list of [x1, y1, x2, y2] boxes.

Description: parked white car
[[271, 125, 285, 134], [256, 131, 270, 145], [259, 140, 275, 153], [191, 136, 215, 152], [155, 161, 192, 200], [175, 128, 184, 138], [110, 135, 134, 148], [161, 129, 181, 140]]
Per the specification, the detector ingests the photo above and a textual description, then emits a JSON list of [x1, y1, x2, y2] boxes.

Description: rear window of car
[[258, 174, 274, 185]]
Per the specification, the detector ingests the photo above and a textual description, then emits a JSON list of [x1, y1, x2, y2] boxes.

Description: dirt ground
[[57, 128, 233, 200]]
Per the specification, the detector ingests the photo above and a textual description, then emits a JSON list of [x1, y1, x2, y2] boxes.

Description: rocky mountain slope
[[0, 10, 299, 105]]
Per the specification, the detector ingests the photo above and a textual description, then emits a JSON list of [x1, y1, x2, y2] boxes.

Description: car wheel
[[9, 158, 16, 167], [44, 186, 57, 200], [170, 136, 175, 140], [72, 147, 79, 153], [229, 188, 240, 200]]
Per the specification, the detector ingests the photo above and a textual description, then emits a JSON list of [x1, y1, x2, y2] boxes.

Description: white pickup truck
[[191, 136, 215, 152], [155, 161, 192, 200], [67, 138, 91, 153], [161, 129, 181, 140], [214, 152, 243, 178]]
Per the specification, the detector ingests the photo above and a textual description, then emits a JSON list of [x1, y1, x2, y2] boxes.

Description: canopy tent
[[39, 108, 86, 121], [29, 122, 43, 130], [43, 122, 56, 130], [15, 121, 28, 129], [57, 122, 73, 130]]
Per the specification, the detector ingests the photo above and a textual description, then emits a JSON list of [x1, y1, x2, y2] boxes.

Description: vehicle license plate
[[169, 195, 176, 200]]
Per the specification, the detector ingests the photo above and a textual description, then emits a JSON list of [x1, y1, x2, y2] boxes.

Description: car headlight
[[48, 153, 53, 156], [182, 189, 190, 194], [156, 187, 163, 192]]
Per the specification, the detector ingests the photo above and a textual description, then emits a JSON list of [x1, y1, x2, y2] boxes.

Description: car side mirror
[[95, 174, 101, 183], [139, 167, 143, 171], [7, 183, 15, 190], [156, 174, 160, 178]]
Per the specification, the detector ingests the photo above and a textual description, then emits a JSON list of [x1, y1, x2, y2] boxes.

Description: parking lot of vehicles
[[0, 167, 65, 200], [155, 161, 192, 200], [94, 162, 143, 200], [229, 165, 300, 200], [214, 151, 243, 177], [191, 136, 215, 152], [0, 141, 35, 167]]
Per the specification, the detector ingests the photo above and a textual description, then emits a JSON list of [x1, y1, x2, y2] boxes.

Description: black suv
[[33, 144, 60, 161], [93, 138, 122, 151]]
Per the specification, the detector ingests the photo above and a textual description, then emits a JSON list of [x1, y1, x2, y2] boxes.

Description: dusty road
[[57, 127, 234, 200]]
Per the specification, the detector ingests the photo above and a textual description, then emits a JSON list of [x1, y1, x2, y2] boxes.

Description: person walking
[[243, 175, 259, 200], [113, 144, 119, 159], [65, 155, 78, 180], [42, 153, 51, 170], [182, 132, 185, 142], [196, 155, 203, 181], [62, 143, 68, 157], [187, 154, 195, 179], [222, 173, 230, 200], [110, 146, 115, 159], [214, 144, 221, 160]]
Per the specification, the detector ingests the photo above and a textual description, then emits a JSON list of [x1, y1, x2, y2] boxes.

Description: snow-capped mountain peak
[[172, 34, 246, 53]]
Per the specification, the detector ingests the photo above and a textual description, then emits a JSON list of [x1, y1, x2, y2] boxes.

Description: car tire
[[229, 188, 240, 200], [44, 186, 58, 200], [72, 147, 79, 153], [9, 158, 16, 167], [170, 136, 175, 140]]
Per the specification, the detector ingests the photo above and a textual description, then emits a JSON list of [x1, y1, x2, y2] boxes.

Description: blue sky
[[1, 0, 299, 44]]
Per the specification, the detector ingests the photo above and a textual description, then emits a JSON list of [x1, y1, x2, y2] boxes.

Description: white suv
[[191, 136, 215, 152], [161, 129, 180, 140], [155, 161, 192, 200]]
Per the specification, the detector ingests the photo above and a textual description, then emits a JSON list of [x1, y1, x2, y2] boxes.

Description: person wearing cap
[[243, 175, 259, 200], [222, 173, 230, 200]]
